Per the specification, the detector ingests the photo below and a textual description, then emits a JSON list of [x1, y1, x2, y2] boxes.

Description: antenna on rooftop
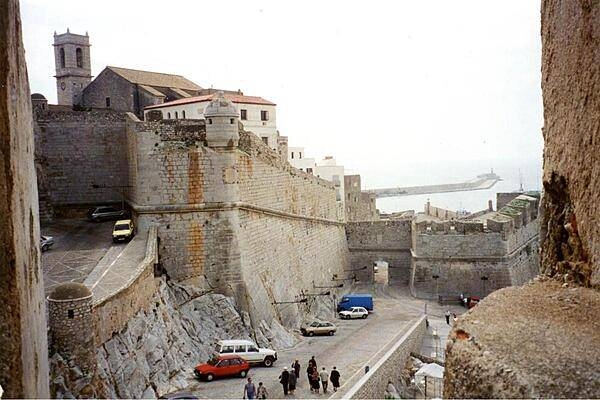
[[518, 169, 524, 192]]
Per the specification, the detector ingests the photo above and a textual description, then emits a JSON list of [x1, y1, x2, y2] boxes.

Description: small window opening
[[105, 97, 111, 108], [230, 118, 234, 124], [59, 47, 65, 68], [76, 48, 83, 68], [68, 309, 74, 319], [261, 110, 269, 121], [261, 137, 269, 145], [208, 118, 212, 124], [175, 111, 178, 119], [240, 109, 247, 120], [167, 112, 171, 119], [182, 110, 186, 119]]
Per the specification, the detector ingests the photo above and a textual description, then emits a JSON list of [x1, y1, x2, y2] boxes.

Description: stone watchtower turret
[[204, 91, 239, 148], [53, 29, 92, 106]]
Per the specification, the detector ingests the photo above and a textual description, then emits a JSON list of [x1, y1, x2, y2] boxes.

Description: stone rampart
[[342, 316, 426, 399], [346, 220, 413, 284], [126, 114, 348, 328], [34, 109, 127, 212]]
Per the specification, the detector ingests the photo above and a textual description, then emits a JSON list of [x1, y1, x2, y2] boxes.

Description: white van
[[214, 339, 278, 367]]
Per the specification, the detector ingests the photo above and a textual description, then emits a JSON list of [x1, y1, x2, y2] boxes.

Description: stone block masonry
[[126, 106, 349, 328], [34, 108, 127, 214]]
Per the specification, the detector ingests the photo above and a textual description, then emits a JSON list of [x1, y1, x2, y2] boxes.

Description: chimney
[[488, 199, 493, 211]]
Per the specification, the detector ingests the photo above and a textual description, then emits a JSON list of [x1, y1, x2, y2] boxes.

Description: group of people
[[242, 356, 341, 399]]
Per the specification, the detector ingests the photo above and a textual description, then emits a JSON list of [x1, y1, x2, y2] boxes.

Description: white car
[[213, 339, 277, 367], [339, 306, 369, 319]]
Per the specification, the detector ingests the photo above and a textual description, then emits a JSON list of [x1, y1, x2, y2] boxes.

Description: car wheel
[[41, 244, 48, 252], [308, 331, 314, 337], [362, 314, 368, 319], [206, 373, 214, 382], [328, 331, 334, 336], [240, 370, 248, 378], [263, 357, 274, 367]]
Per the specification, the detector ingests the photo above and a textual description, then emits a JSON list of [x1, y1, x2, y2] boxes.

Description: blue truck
[[336, 293, 374, 312]]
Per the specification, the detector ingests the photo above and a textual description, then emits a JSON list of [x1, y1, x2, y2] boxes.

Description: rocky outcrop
[[51, 279, 297, 398]]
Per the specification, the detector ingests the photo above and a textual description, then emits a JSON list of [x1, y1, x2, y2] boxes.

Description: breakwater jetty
[[369, 172, 501, 199]]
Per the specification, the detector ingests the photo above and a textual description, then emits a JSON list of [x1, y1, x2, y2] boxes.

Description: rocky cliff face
[[51, 279, 298, 398]]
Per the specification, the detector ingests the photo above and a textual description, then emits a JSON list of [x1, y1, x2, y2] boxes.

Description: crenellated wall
[[126, 114, 348, 328], [411, 195, 540, 298]]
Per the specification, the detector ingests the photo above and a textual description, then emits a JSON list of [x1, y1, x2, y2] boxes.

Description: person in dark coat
[[330, 366, 341, 392], [292, 359, 301, 380], [307, 364, 314, 392], [311, 367, 321, 394], [309, 355, 317, 369], [279, 367, 290, 396], [288, 367, 297, 395]]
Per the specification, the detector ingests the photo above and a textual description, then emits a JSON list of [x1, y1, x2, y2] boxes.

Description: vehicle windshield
[[114, 224, 129, 231]]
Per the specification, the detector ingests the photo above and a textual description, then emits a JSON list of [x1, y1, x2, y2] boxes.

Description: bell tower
[[53, 29, 92, 106]]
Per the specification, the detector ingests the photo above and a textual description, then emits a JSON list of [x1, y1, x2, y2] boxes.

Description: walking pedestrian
[[452, 312, 458, 324], [330, 366, 341, 392], [279, 366, 290, 396], [243, 377, 256, 399], [311, 366, 321, 394], [320, 367, 330, 393], [445, 310, 450, 325], [288, 367, 297, 395], [292, 359, 301, 380], [257, 382, 268, 399], [307, 364, 314, 392], [309, 355, 317, 369]]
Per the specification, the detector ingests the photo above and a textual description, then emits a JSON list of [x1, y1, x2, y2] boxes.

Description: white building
[[144, 92, 279, 150], [287, 146, 316, 173]]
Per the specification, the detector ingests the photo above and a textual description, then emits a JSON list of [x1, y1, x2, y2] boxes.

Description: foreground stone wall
[[344, 316, 426, 399], [34, 109, 127, 212], [0, 1, 50, 396], [346, 220, 413, 284], [445, 2, 600, 398]]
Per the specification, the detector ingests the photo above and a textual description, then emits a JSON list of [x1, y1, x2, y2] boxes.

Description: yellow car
[[112, 219, 135, 243]]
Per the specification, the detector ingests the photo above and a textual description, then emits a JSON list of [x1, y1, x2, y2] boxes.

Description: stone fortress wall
[[126, 104, 349, 328], [34, 108, 128, 217], [411, 194, 540, 298]]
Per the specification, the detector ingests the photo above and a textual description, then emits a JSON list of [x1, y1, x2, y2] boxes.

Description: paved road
[[41, 218, 126, 295], [186, 288, 424, 399]]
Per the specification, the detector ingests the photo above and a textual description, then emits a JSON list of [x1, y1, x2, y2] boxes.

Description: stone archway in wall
[[374, 260, 389, 285]]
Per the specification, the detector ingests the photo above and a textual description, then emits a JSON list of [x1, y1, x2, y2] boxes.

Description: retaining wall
[[344, 316, 427, 399]]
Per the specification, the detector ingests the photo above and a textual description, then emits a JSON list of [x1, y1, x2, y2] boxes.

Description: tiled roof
[[138, 84, 165, 97], [145, 92, 276, 110], [107, 66, 202, 91]]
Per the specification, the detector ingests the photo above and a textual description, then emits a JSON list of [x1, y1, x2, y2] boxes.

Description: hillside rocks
[[51, 278, 299, 398]]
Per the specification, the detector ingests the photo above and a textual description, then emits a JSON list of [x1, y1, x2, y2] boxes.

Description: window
[[260, 110, 269, 121], [240, 109, 247, 120], [230, 118, 234, 124], [105, 97, 111, 108], [175, 111, 178, 119], [306, 168, 313, 174], [299, 152, 302, 158], [235, 345, 246, 352], [208, 118, 212, 124], [247, 346, 259, 352], [217, 359, 230, 368], [59, 47, 65, 68], [261, 137, 269, 145], [182, 110, 186, 119], [76, 48, 83, 68], [68, 309, 74, 319], [221, 345, 234, 353], [291, 152, 294, 159], [167, 112, 171, 119]]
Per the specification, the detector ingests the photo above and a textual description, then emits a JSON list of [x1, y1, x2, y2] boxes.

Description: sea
[[362, 158, 543, 214]]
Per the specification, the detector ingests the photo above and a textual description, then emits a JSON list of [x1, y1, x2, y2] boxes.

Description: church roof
[[145, 92, 276, 110], [106, 66, 202, 91]]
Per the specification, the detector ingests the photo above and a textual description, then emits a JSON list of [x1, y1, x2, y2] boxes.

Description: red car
[[194, 355, 250, 381]]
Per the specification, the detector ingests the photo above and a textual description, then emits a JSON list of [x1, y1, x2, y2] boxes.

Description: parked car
[[194, 355, 250, 381], [40, 235, 54, 252], [213, 339, 277, 367], [300, 320, 337, 336], [339, 306, 369, 319], [112, 219, 135, 243], [337, 293, 374, 312], [88, 206, 129, 222]]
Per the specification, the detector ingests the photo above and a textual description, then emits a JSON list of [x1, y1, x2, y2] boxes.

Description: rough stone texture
[[445, 280, 600, 398], [539, 0, 600, 288], [50, 279, 297, 399], [445, 2, 600, 397], [342, 316, 426, 399], [346, 220, 413, 284], [0, 1, 50, 397], [34, 109, 128, 213]]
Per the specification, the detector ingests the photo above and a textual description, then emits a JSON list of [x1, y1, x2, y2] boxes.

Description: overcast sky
[[21, 0, 543, 187]]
